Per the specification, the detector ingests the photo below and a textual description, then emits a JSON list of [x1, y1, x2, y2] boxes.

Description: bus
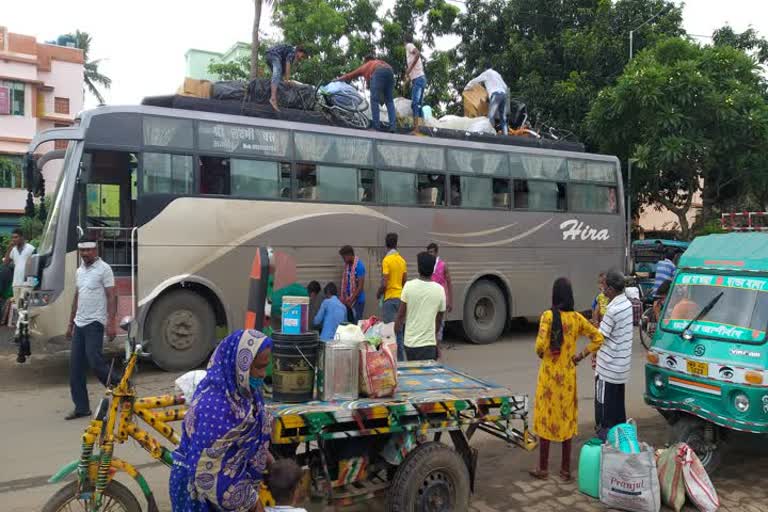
[[22, 104, 624, 371]]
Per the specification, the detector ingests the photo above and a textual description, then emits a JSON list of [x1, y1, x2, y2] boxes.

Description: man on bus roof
[[265, 43, 309, 112], [464, 67, 510, 135]]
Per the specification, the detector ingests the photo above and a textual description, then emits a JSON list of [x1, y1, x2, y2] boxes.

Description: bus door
[[77, 150, 138, 333]]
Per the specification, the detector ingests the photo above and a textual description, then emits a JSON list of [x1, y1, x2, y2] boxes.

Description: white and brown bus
[[23, 104, 624, 370]]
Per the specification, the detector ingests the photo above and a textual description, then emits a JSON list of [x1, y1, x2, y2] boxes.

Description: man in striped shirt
[[595, 271, 634, 439], [652, 248, 677, 296]]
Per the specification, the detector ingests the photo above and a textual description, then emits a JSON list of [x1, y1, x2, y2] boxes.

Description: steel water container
[[317, 340, 360, 401]]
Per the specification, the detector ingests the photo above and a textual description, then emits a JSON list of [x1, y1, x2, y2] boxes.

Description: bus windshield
[[38, 146, 74, 255], [661, 273, 768, 343]]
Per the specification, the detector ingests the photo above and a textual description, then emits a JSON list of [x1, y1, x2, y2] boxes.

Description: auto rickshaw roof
[[679, 233, 768, 274], [631, 239, 690, 249]]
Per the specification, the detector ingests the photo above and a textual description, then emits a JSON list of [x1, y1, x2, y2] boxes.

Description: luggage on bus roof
[[140, 94, 585, 152]]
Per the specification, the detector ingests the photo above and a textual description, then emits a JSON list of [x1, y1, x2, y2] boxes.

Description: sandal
[[559, 470, 573, 483], [528, 468, 549, 480]]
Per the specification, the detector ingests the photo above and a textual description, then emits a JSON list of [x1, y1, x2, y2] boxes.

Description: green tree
[[713, 25, 768, 64], [57, 31, 112, 104], [450, 0, 684, 139], [588, 38, 768, 239], [273, 0, 381, 84]]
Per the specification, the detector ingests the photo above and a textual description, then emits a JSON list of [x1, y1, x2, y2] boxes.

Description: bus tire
[[386, 442, 470, 512], [43, 480, 142, 512], [462, 280, 507, 344], [146, 289, 216, 371]]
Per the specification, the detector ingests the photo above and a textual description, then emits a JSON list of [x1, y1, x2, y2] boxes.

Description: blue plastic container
[[578, 438, 602, 498]]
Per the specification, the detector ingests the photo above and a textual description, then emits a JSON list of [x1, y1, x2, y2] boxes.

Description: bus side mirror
[[24, 154, 38, 194]]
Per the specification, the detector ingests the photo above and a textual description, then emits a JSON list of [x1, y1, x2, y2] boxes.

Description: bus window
[[143, 153, 194, 195], [230, 159, 289, 199], [200, 156, 230, 195], [514, 179, 566, 211], [493, 179, 511, 209], [379, 171, 415, 205], [418, 174, 445, 206], [360, 169, 375, 202], [568, 184, 618, 213], [450, 176, 495, 208], [377, 142, 445, 171], [295, 163, 359, 203]]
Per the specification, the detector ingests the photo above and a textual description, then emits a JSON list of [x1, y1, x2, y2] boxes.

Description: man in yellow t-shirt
[[378, 232, 407, 361]]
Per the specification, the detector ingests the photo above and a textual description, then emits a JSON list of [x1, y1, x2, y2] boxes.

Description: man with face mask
[[65, 236, 118, 420]]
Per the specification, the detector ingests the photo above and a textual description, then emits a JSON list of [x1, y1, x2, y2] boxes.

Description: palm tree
[[58, 31, 112, 104], [251, 0, 277, 79]]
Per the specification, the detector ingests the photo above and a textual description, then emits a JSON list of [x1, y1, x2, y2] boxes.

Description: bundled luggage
[[246, 78, 316, 110]]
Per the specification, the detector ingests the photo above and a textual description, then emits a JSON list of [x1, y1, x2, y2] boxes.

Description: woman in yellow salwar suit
[[530, 278, 604, 481]]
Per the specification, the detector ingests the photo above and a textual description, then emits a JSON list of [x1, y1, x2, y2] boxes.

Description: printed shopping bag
[[600, 442, 661, 512]]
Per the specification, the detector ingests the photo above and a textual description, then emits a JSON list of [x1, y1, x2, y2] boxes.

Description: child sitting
[[265, 459, 307, 512]]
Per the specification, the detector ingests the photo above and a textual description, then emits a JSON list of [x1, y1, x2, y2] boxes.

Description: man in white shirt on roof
[[594, 270, 634, 439], [464, 67, 510, 134], [3, 228, 35, 303]]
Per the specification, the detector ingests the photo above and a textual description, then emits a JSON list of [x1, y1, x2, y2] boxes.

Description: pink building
[[0, 26, 84, 232]]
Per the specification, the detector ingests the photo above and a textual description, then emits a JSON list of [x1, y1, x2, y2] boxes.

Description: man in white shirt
[[65, 237, 118, 420], [594, 270, 634, 439], [395, 252, 446, 361], [464, 67, 510, 134], [404, 35, 427, 134], [3, 228, 35, 302]]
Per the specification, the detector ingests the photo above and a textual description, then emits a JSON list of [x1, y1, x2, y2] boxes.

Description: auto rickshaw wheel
[[670, 416, 724, 474], [386, 442, 470, 512], [42, 480, 142, 512]]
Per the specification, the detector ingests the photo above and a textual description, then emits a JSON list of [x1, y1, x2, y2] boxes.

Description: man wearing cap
[[65, 237, 118, 420]]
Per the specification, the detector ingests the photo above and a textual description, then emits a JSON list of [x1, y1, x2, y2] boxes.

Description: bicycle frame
[[49, 343, 187, 512]]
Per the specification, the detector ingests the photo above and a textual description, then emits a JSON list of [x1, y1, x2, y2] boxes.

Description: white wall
[[40, 60, 84, 114], [0, 60, 37, 81]]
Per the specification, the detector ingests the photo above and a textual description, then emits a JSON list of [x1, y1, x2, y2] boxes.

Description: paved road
[[0, 326, 764, 511]]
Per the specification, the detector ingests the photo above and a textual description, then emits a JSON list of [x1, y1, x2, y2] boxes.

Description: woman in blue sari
[[170, 330, 273, 512]]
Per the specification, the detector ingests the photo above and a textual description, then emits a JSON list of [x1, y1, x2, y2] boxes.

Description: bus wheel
[[147, 290, 216, 371], [386, 442, 470, 512], [670, 416, 725, 474], [462, 280, 507, 344]]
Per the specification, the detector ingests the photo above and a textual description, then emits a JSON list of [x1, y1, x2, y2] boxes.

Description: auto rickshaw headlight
[[653, 374, 665, 389], [734, 393, 750, 413]]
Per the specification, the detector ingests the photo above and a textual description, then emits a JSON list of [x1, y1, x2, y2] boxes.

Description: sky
[[3, 0, 768, 109]]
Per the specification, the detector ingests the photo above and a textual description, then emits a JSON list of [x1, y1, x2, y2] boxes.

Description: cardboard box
[[177, 78, 212, 98], [463, 83, 489, 118]]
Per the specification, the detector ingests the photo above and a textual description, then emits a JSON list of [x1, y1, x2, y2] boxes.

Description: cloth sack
[[335, 324, 366, 344], [680, 444, 720, 512], [600, 442, 661, 512], [359, 340, 397, 398], [175, 370, 208, 398], [657, 444, 686, 512]]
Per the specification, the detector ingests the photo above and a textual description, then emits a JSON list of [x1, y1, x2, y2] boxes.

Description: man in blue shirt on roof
[[314, 282, 348, 341]]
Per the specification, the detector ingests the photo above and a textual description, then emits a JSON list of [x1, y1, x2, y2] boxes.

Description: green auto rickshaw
[[645, 232, 768, 473]]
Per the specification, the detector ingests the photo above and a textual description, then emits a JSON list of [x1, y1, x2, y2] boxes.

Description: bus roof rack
[[721, 212, 768, 231], [141, 95, 585, 153]]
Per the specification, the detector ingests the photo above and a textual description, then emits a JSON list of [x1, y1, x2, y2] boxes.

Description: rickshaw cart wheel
[[43, 480, 142, 512], [386, 442, 471, 512], [670, 416, 725, 474]]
